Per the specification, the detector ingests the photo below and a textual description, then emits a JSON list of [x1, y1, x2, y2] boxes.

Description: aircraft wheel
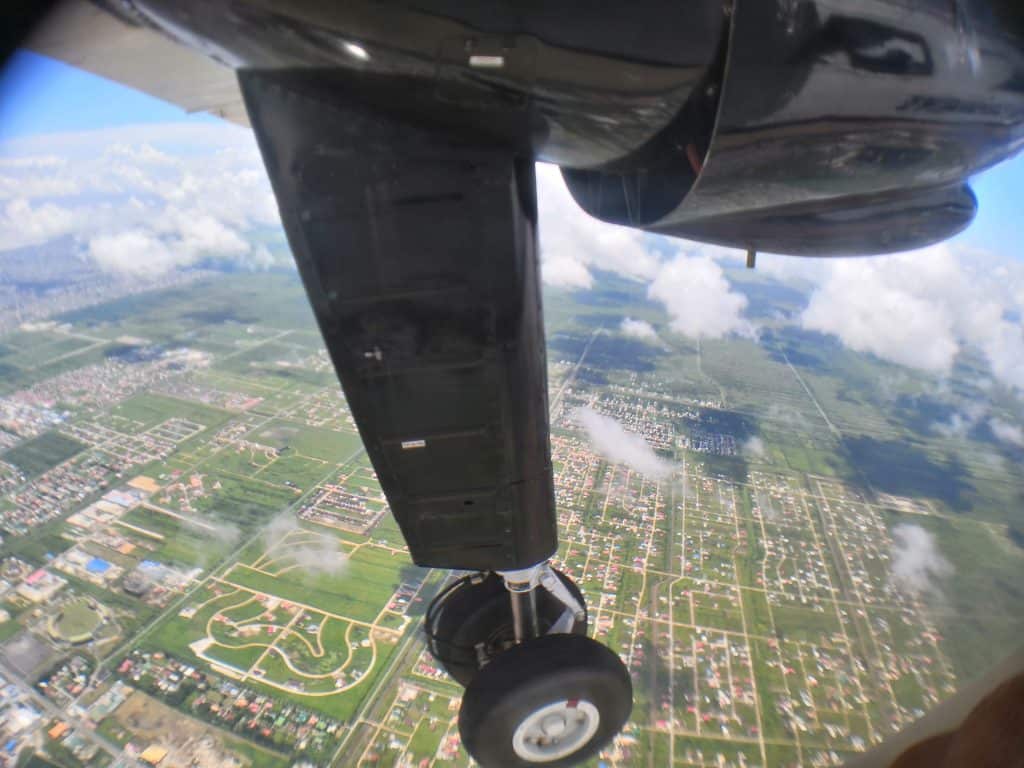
[[425, 570, 586, 687], [459, 633, 632, 767]]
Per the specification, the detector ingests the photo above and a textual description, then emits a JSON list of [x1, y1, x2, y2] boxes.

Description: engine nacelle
[[563, 0, 1024, 256]]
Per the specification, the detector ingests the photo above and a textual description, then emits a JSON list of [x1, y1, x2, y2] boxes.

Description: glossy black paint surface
[[124, 0, 725, 168], [241, 70, 558, 570], [125, 0, 1024, 256], [107, 0, 1024, 576], [647, 0, 1024, 254]]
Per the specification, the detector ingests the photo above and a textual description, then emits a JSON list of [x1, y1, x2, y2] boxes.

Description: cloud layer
[[575, 406, 675, 479], [648, 253, 752, 340], [6, 123, 1024, 406], [536, 164, 663, 288], [620, 317, 659, 341], [890, 523, 953, 598], [989, 417, 1024, 448], [789, 245, 1024, 392], [742, 436, 766, 459], [0, 122, 282, 275], [263, 514, 349, 578]]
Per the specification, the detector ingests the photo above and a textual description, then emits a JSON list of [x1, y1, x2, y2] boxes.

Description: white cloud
[[543, 255, 594, 289], [0, 175, 79, 200], [890, 523, 952, 598], [932, 402, 987, 439], [536, 163, 662, 286], [86, 209, 261, 277], [108, 142, 176, 166], [980, 323, 1024, 392], [88, 230, 185, 276], [263, 514, 348, 578], [1, 122, 252, 158], [244, 244, 276, 270], [989, 417, 1024, 448], [0, 197, 81, 248], [207, 520, 241, 546], [175, 518, 240, 567], [0, 154, 66, 170], [0, 121, 286, 272], [801, 256, 959, 374], [742, 436, 766, 458], [170, 211, 249, 257], [756, 253, 832, 285], [792, 244, 1024, 391], [647, 254, 752, 339], [574, 406, 675, 479], [620, 317, 658, 341]]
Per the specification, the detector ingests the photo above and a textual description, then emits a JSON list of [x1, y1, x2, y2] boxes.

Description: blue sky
[[0, 51, 219, 140], [0, 49, 1022, 256], [1, 49, 1022, 396]]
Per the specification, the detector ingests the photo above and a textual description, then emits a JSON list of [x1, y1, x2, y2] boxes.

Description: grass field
[[0, 514, 75, 564], [111, 393, 231, 431], [254, 454, 330, 491], [0, 341, 116, 397], [0, 260, 1019, 766], [223, 544, 408, 623], [0, 333, 94, 369], [119, 505, 236, 568], [248, 419, 363, 463], [51, 598, 104, 642], [142, 534, 412, 722], [2, 431, 86, 478], [58, 272, 316, 340], [206, 473, 300, 522], [886, 510, 1024, 680]]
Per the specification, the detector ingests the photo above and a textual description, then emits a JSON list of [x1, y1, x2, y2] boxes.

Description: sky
[[0, 51, 222, 139], [3, 49, 1023, 253], [1, 48, 1023, 417]]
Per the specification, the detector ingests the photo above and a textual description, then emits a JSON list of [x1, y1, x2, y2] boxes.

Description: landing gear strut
[[242, 75, 633, 766], [425, 563, 632, 766]]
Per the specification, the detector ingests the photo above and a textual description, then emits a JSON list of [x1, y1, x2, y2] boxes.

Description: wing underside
[[27, 0, 248, 126]]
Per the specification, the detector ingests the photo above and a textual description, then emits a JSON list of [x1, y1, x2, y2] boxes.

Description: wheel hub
[[541, 714, 566, 736], [512, 700, 601, 762]]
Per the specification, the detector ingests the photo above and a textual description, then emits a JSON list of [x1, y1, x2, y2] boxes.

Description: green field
[[0, 333, 94, 369], [58, 272, 316, 340], [111, 393, 231, 430], [0, 259, 1019, 767], [0, 342, 116, 397], [248, 419, 363, 463], [141, 542, 410, 722], [118, 505, 236, 568], [224, 544, 409, 623], [51, 598, 104, 642], [206, 474, 300, 523], [2, 431, 87, 478], [254, 454, 331, 491]]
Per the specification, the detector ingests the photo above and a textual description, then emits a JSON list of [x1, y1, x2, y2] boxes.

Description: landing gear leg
[[239, 71, 632, 767], [424, 563, 588, 687], [498, 563, 588, 640], [425, 562, 631, 767]]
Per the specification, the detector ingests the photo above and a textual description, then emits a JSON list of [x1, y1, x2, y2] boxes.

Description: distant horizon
[[0, 36, 1022, 768], [1, 48, 1023, 258]]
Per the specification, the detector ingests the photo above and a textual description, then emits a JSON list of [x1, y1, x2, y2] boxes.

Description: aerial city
[[2, 53, 1024, 768]]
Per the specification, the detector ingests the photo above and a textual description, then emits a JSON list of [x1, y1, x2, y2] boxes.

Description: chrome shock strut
[[497, 562, 586, 643]]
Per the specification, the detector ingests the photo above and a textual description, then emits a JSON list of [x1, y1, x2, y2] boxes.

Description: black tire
[[459, 633, 632, 767], [426, 569, 587, 687]]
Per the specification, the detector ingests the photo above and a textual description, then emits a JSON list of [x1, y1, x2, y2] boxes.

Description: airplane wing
[[240, 68, 558, 571], [10, 3, 1024, 766], [26, 0, 248, 126]]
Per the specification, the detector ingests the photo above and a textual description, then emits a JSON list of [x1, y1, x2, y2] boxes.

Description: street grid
[[0, 274, 1014, 768]]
